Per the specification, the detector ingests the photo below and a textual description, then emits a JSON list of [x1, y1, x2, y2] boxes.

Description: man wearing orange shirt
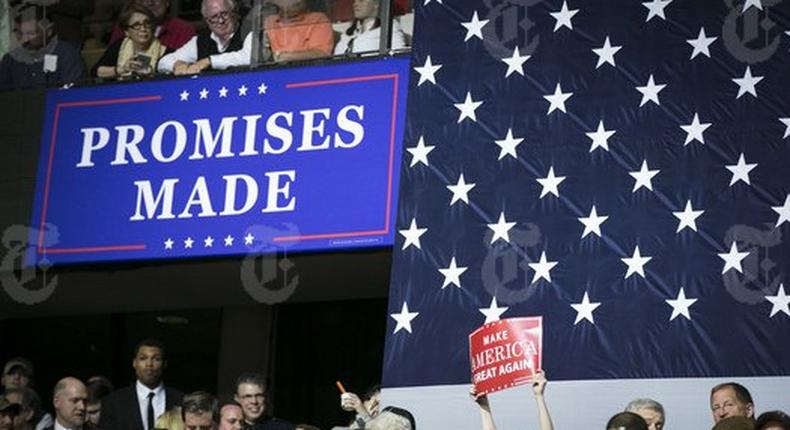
[[264, 0, 333, 62]]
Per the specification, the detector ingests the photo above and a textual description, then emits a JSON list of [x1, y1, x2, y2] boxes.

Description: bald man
[[44, 377, 88, 430]]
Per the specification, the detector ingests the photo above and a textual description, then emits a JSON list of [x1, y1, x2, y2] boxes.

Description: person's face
[[14, 19, 50, 51], [53, 382, 87, 428], [760, 422, 784, 430], [1, 370, 29, 390], [711, 387, 753, 423], [635, 408, 664, 430], [5, 393, 33, 430], [85, 401, 101, 427], [0, 410, 14, 430], [218, 405, 243, 430], [352, 0, 378, 19], [137, 0, 169, 20], [203, 0, 237, 41], [364, 392, 381, 417], [276, 0, 306, 20], [184, 412, 215, 430], [133, 346, 165, 388], [234, 383, 265, 423], [125, 12, 154, 48]]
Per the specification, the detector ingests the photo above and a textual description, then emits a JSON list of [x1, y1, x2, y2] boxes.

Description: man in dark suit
[[99, 339, 183, 430], [43, 377, 88, 430]]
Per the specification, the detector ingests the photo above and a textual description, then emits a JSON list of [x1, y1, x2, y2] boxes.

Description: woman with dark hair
[[333, 0, 405, 55], [93, 3, 168, 79]]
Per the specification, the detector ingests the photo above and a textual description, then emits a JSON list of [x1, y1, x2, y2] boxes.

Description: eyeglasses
[[205, 11, 232, 24], [127, 21, 154, 31]]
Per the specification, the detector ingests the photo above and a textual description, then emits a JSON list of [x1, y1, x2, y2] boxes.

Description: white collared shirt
[[54, 420, 81, 430], [135, 380, 165, 430], [157, 31, 250, 73]]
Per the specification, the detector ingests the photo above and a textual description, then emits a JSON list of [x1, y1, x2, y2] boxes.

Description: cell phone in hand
[[132, 54, 151, 69]]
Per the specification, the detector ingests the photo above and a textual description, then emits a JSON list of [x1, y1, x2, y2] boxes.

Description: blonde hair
[[154, 406, 184, 430]]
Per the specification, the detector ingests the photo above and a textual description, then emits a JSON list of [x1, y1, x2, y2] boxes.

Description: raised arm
[[471, 386, 497, 430], [532, 371, 554, 430]]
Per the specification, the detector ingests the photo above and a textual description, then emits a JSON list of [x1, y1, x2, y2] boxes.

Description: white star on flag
[[742, 0, 762, 12], [439, 256, 467, 289], [550, 0, 579, 32], [258, 83, 268, 94], [461, 11, 489, 41], [447, 174, 475, 205], [487, 212, 516, 244], [223, 235, 234, 246], [454, 92, 483, 123], [718, 242, 750, 274], [494, 128, 524, 160], [218, 87, 228, 98], [179, 90, 189, 101], [199, 88, 209, 99], [238, 85, 248, 96], [636, 74, 666, 107], [184, 237, 194, 248], [424, 0, 442, 4], [666, 287, 698, 321], [586, 120, 616, 152], [571, 291, 601, 325], [578, 205, 609, 238], [390, 302, 419, 334], [765, 284, 790, 317], [681, 113, 712, 146], [414, 55, 442, 86], [642, 0, 672, 21], [780, 118, 790, 139], [732, 66, 763, 99], [772, 194, 790, 227], [673, 200, 704, 232], [592, 36, 622, 68], [164, 238, 174, 249], [528, 251, 558, 284], [621, 245, 652, 279], [204, 236, 214, 247], [479, 297, 509, 324], [687, 28, 717, 59], [544, 83, 573, 115], [629, 160, 659, 192], [244, 233, 255, 245], [725, 153, 757, 186], [407, 136, 435, 167], [502, 47, 531, 77], [536, 166, 566, 198], [399, 218, 427, 250]]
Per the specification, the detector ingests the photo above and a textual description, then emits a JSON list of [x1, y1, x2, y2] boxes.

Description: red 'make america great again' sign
[[468, 317, 543, 395]]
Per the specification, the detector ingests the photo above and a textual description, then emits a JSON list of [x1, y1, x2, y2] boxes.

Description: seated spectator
[[713, 416, 756, 430], [756, 411, 790, 430], [157, 0, 248, 75], [264, 0, 333, 62], [1, 359, 52, 430], [607, 412, 648, 430], [84, 377, 113, 428], [624, 399, 664, 430], [333, 0, 405, 55], [329, 0, 409, 21], [110, 0, 196, 50], [470, 371, 553, 430], [711, 382, 755, 423], [93, 4, 167, 79], [0, 5, 84, 89], [181, 391, 218, 430]]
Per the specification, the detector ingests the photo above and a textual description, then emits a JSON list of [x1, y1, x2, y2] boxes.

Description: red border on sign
[[37, 96, 160, 255]]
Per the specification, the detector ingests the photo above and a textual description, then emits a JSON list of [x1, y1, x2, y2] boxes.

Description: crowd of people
[[1, 338, 788, 430], [0, 0, 410, 89]]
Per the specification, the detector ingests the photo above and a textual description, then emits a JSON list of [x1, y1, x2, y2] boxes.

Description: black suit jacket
[[98, 384, 183, 430]]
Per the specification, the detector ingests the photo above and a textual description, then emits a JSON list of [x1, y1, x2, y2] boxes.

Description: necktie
[[146, 391, 155, 430]]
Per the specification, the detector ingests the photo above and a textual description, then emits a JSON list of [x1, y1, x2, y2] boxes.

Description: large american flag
[[381, 0, 790, 425]]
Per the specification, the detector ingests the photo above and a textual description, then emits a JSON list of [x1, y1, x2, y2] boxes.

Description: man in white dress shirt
[[45, 378, 87, 430]]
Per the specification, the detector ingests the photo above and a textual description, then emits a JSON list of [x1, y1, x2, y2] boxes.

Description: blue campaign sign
[[27, 57, 410, 265]]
